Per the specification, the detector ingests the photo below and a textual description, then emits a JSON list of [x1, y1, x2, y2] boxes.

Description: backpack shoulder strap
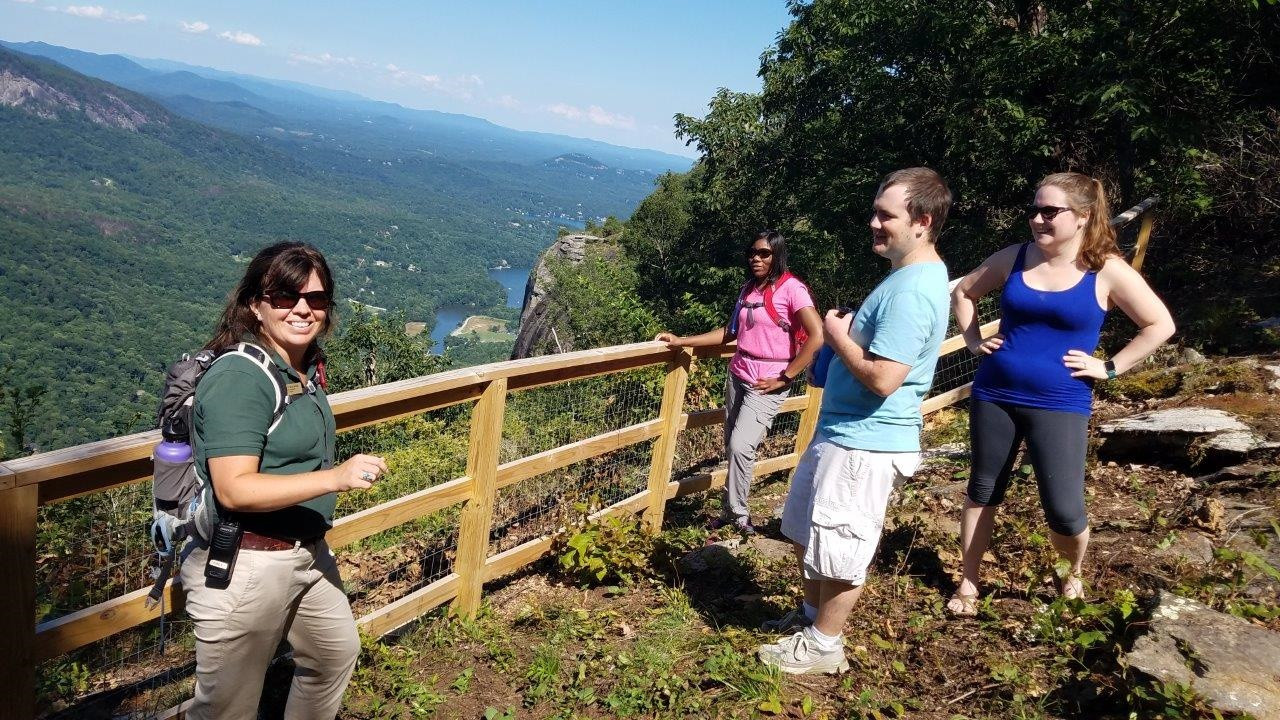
[[727, 280, 757, 336], [761, 274, 792, 332], [209, 342, 292, 435]]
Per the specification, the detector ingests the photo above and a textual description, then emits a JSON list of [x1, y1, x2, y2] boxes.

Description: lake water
[[430, 266, 530, 352]]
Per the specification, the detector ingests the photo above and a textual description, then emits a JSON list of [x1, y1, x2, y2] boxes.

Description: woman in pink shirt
[[656, 230, 823, 532]]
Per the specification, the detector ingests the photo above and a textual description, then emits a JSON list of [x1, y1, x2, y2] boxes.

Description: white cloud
[[289, 52, 367, 68], [587, 105, 634, 129], [64, 5, 103, 16], [179, 20, 209, 33], [546, 102, 636, 130], [12, 0, 38, 5], [547, 103, 583, 121], [218, 30, 262, 46], [493, 94, 521, 109], [383, 63, 482, 100], [62, 4, 144, 21]]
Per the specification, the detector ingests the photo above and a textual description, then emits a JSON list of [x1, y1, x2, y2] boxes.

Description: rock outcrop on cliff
[[0, 49, 163, 130], [511, 233, 590, 358]]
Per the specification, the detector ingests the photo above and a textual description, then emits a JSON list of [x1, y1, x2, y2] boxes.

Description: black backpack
[[146, 342, 290, 608]]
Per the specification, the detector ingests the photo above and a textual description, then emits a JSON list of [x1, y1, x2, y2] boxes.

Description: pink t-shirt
[[728, 277, 814, 384]]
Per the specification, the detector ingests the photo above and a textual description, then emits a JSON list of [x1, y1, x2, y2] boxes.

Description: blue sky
[[1, 0, 795, 156]]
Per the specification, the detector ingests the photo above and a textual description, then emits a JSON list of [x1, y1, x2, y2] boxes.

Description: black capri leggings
[[967, 399, 1090, 536]]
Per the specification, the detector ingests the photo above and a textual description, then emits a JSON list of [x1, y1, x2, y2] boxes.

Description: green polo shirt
[[192, 345, 337, 540]]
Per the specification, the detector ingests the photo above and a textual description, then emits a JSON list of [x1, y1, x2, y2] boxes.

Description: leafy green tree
[[0, 367, 48, 457], [323, 307, 444, 393], [627, 0, 1279, 345]]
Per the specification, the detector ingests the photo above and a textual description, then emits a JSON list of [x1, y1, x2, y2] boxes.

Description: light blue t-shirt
[[817, 261, 950, 452]]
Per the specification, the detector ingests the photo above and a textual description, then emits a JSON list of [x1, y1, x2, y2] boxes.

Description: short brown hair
[[878, 167, 953, 243]]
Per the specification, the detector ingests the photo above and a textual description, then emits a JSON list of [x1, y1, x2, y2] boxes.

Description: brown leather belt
[[240, 530, 320, 551]]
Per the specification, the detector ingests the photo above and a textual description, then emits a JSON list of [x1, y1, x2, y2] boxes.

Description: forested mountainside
[[0, 45, 669, 450]]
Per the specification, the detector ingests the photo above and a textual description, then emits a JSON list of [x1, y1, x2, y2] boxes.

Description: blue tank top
[[972, 243, 1107, 415]]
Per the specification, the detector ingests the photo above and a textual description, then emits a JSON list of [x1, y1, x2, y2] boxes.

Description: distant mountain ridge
[[0, 39, 694, 173]]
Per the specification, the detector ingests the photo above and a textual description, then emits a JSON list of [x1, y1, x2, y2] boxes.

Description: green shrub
[[556, 514, 655, 586]]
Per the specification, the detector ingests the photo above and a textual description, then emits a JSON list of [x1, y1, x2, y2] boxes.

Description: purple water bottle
[[155, 433, 191, 463]]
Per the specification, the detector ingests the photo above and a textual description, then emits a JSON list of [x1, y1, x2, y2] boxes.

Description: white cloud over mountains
[[179, 20, 209, 34], [384, 63, 483, 100], [63, 5, 144, 22], [546, 102, 635, 130], [218, 30, 262, 46]]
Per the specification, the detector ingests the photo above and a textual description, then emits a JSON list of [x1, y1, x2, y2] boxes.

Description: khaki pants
[[180, 537, 359, 720]]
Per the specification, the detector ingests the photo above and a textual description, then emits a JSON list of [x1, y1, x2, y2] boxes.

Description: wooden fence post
[[792, 384, 823, 461], [453, 378, 507, 617], [643, 348, 691, 531], [0, 481, 38, 720], [1131, 212, 1155, 273]]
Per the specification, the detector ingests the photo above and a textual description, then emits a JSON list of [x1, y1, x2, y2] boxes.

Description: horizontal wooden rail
[[35, 581, 184, 663]]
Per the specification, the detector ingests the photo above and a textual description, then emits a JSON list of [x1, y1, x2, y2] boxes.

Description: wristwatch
[[777, 370, 794, 384], [1103, 360, 1117, 380]]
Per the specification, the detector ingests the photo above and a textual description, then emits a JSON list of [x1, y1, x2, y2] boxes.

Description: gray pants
[[723, 373, 789, 521], [180, 537, 360, 720]]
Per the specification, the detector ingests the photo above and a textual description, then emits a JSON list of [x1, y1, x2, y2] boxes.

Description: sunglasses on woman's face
[[747, 248, 773, 259], [263, 290, 332, 311], [1027, 205, 1072, 222]]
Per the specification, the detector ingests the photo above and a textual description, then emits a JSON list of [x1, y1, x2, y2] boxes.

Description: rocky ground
[[329, 352, 1279, 720]]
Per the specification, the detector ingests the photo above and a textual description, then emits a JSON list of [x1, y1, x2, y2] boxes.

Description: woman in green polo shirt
[[181, 241, 387, 720]]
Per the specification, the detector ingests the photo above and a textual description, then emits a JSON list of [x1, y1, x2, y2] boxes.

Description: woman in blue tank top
[[945, 173, 1175, 616]]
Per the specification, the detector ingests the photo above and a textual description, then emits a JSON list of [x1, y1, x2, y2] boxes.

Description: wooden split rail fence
[[0, 198, 1158, 719]]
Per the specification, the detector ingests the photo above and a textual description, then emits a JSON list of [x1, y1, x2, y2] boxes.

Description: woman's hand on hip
[[333, 453, 388, 492], [1063, 350, 1107, 379], [751, 376, 788, 393], [969, 333, 1004, 355]]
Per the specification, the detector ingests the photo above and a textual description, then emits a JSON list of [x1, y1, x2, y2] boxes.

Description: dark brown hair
[[1037, 172, 1118, 271], [205, 241, 336, 354], [878, 167, 953, 243]]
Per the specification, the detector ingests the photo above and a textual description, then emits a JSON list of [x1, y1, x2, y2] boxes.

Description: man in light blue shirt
[[760, 167, 952, 675]]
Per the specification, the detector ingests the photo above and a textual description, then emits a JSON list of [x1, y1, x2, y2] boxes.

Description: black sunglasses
[[263, 289, 332, 311], [1027, 204, 1072, 221], [746, 248, 773, 259]]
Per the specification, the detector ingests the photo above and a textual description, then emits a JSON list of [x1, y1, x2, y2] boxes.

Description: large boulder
[[510, 234, 592, 358], [1126, 591, 1280, 720], [1098, 407, 1271, 470]]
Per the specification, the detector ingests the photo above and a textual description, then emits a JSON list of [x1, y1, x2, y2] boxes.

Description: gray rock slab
[[679, 538, 740, 574], [1153, 532, 1214, 566], [1100, 408, 1248, 436], [1098, 408, 1257, 469], [1126, 591, 1280, 720], [1265, 365, 1280, 392]]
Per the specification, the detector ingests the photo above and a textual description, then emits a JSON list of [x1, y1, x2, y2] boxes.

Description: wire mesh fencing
[[490, 367, 666, 555]]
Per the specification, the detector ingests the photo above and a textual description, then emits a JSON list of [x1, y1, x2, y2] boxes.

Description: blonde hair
[[1037, 172, 1119, 271]]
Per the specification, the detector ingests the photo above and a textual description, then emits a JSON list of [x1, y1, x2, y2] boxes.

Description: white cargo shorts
[[780, 435, 920, 585]]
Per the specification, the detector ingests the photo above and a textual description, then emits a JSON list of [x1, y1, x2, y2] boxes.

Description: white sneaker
[[759, 607, 812, 633], [757, 630, 849, 675]]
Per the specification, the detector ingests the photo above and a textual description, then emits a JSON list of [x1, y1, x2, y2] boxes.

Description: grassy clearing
[[452, 315, 514, 342]]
